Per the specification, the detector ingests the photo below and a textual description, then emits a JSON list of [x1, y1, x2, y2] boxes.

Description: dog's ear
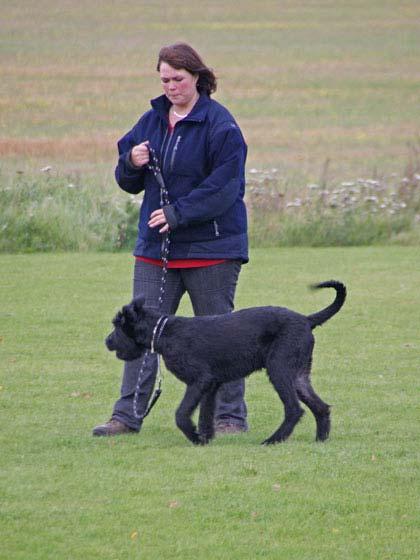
[[122, 302, 139, 326], [133, 295, 146, 312], [112, 310, 124, 327]]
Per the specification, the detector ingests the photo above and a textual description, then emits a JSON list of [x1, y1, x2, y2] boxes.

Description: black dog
[[106, 280, 346, 445]]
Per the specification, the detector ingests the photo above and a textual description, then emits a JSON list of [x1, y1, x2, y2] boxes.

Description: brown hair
[[157, 42, 217, 96]]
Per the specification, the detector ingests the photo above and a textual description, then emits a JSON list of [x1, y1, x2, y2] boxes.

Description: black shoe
[[92, 419, 135, 437]]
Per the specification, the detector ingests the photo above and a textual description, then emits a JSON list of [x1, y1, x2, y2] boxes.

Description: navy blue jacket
[[115, 94, 248, 262]]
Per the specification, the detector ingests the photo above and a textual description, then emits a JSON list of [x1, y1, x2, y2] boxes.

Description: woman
[[93, 43, 249, 437]]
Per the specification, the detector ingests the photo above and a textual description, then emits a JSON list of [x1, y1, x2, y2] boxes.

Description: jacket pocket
[[171, 220, 219, 244]]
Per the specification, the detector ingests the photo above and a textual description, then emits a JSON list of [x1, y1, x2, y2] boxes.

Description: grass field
[[1, 2, 419, 557], [1, 1, 420, 182], [1, 248, 419, 559]]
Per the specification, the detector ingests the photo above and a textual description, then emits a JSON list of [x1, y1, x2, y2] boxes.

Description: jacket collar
[[150, 93, 211, 123]]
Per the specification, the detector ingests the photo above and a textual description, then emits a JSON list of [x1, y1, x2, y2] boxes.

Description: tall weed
[[247, 162, 420, 247], [0, 170, 140, 252], [1, 160, 419, 253]]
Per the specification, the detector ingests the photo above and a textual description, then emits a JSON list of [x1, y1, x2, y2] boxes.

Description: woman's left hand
[[148, 209, 169, 233]]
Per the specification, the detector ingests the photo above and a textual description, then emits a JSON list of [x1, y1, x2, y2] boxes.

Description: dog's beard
[[105, 326, 145, 361]]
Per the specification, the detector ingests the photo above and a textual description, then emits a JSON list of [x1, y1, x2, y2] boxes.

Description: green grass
[[1, 248, 419, 559]]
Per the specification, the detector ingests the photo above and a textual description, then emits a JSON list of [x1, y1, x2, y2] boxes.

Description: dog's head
[[105, 296, 148, 361]]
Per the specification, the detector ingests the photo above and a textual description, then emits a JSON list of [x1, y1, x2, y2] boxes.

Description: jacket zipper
[[160, 128, 169, 163], [170, 135, 182, 172], [161, 129, 172, 174], [214, 220, 220, 237]]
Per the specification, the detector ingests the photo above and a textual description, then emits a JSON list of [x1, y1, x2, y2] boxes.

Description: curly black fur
[[106, 280, 346, 445]]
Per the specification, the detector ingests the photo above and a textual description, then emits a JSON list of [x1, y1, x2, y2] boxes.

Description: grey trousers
[[112, 260, 248, 431]]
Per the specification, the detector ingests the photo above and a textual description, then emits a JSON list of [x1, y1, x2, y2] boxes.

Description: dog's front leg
[[175, 383, 205, 445], [198, 382, 221, 444]]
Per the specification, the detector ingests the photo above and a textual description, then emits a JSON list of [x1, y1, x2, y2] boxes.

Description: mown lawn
[[1, 248, 419, 559]]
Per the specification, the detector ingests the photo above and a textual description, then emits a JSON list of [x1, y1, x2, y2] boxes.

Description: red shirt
[[136, 256, 227, 269]]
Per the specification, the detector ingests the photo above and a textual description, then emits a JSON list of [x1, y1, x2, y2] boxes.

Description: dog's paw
[[261, 436, 282, 445], [188, 431, 202, 445], [198, 433, 212, 445]]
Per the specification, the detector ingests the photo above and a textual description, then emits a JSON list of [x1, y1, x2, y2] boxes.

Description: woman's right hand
[[130, 140, 150, 168]]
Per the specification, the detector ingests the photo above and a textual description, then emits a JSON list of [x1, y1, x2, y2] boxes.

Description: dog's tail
[[307, 280, 346, 329]]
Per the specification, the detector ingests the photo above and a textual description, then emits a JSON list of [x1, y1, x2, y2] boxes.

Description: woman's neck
[[169, 93, 199, 128], [171, 92, 200, 118]]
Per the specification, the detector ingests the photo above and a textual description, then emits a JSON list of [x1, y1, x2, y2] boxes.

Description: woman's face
[[159, 62, 198, 108]]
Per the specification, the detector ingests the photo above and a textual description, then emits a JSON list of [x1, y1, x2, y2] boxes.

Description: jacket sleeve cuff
[[162, 205, 179, 230]]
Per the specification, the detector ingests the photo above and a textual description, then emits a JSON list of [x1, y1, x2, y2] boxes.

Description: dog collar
[[151, 315, 169, 354]]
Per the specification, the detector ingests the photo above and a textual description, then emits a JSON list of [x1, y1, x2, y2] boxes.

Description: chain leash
[[132, 145, 170, 420]]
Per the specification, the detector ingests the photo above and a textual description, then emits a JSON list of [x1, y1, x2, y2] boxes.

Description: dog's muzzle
[[105, 326, 142, 360]]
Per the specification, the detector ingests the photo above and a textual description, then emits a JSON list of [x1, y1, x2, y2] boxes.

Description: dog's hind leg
[[198, 382, 222, 444], [296, 375, 331, 441], [262, 364, 305, 445]]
